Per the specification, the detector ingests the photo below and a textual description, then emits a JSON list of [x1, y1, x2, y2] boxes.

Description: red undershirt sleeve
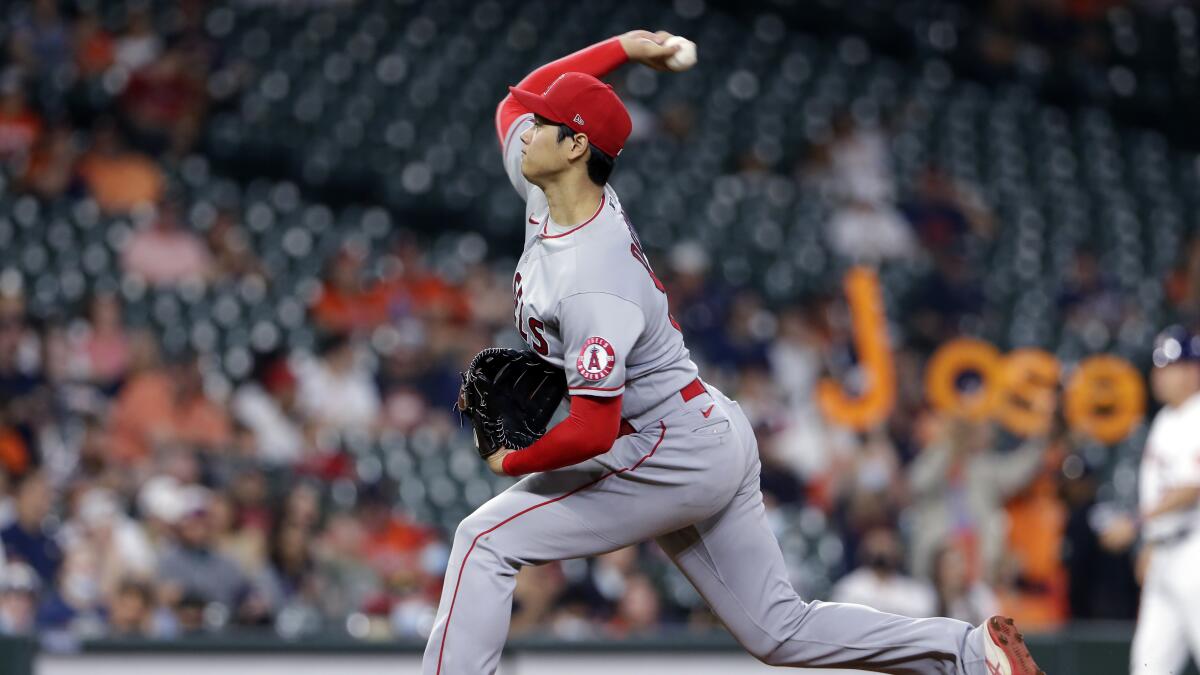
[[501, 394, 623, 476], [494, 37, 628, 145]]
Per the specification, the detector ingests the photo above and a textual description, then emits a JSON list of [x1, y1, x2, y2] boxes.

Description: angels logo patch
[[576, 337, 616, 381]]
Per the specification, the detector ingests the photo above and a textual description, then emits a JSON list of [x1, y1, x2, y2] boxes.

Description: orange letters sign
[[816, 270, 1146, 442], [816, 267, 896, 430]]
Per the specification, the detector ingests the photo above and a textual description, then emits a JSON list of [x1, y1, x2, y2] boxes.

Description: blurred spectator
[[0, 293, 43, 416], [830, 527, 937, 618], [74, 415, 114, 483], [137, 475, 189, 546], [211, 475, 270, 573], [726, 368, 786, 436], [73, 13, 115, 79], [579, 547, 640, 619], [77, 292, 132, 388], [120, 45, 207, 156], [0, 75, 41, 164], [232, 353, 306, 465], [706, 291, 774, 373], [902, 165, 994, 251], [121, 200, 215, 286], [262, 521, 315, 610], [664, 241, 733, 357], [460, 263, 514, 331], [108, 350, 232, 464], [998, 429, 1070, 628], [608, 573, 662, 637], [1059, 249, 1123, 329], [107, 578, 154, 637], [281, 482, 321, 532], [296, 333, 381, 435], [757, 431, 806, 508], [206, 211, 265, 284], [1165, 234, 1200, 322], [830, 430, 905, 559], [1060, 456, 1138, 619], [61, 488, 156, 604], [171, 591, 207, 635], [156, 486, 262, 623], [356, 490, 440, 586], [0, 562, 39, 635], [9, 0, 70, 79], [931, 545, 999, 625], [311, 511, 380, 619], [114, 10, 162, 72], [385, 232, 471, 325], [907, 253, 986, 351], [827, 200, 918, 264], [0, 471, 62, 587], [767, 303, 823, 412], [20, 123, 78, 199], [510, 563, 566, 636], [311, 247, 393, 332], [827, 110, 895, 205], [908, 418, 1047, 582], [76, 122, 164, 214], [377, 326, 464, 434]]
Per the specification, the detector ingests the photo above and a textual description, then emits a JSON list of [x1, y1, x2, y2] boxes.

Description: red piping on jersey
[[435, 421, 667, 674], [539, 194, 606, 239], [569, 382, 625, 392]]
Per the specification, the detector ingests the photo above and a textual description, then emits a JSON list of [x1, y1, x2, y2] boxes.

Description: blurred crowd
[[1, 0, 1196, 646]]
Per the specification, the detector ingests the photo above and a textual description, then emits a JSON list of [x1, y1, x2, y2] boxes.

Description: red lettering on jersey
[[629, 243, 667, 294], [528, 317, 549, 356], [588, 348, 601, 370], [517, 302, 529, 341], [622, 213, 679, 332]]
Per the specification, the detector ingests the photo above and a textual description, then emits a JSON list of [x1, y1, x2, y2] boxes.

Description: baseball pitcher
[[421, 30, 1044, 675]]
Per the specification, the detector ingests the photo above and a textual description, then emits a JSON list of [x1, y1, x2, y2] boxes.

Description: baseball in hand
[[664, 36, 697, 71]]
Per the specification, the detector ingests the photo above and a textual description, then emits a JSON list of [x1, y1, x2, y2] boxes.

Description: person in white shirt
[[831, 527, 937, 618], [232, 354, 306, 464], [1128, 325, 1200, 674], [296, 332, 381, 435]]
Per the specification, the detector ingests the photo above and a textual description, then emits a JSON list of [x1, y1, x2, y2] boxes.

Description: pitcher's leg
[[423, 422, 722, 675], [657, 480, 982, 674], [422, 464, 622, 675]]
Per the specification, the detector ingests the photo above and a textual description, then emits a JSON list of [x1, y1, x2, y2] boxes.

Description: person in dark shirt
[[1060, 456, 1139, 619], [0, 470, 62, 587]]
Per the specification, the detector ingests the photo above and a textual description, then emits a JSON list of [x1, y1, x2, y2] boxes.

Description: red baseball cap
[[509, 72, 632, 158]]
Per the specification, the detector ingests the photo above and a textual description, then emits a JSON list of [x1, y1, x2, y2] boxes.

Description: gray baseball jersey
[[421, 113, 998, 675], [504, 113, 698, 429]]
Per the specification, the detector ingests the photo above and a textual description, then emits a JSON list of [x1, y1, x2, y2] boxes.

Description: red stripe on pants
[[436, 421, 668, 673]]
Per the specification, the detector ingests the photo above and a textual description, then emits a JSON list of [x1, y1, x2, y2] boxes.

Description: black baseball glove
[[458, 348, 568, 459]]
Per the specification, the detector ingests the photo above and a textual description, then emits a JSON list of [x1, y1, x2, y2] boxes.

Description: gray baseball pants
[[423, 383, 990, 674]]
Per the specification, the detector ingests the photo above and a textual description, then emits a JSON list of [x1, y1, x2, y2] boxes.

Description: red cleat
[[983, 616, 1046, 675]]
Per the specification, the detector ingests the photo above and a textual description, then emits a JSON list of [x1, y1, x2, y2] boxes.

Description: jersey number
[[513, 272, 549, 355], [624, 217, 681, 332]]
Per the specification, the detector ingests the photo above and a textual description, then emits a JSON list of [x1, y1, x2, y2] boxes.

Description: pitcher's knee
[[452, 510, 519, 569], [734, 600, 810, 666], [453, 510, 497, 551], [739, 631, 785, 665]]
